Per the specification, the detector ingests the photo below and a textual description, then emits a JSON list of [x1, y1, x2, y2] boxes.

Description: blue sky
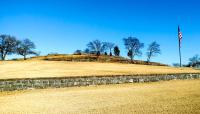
[[0, 0, 200, 65]]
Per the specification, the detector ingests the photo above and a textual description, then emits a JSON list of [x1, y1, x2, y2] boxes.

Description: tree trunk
[[147, 58, 150, 63], [1, 51, 5, 60], [109, 52, 112, 56], [24, 55, 26, 60], [2, 54, 6, 60], [131, 55, 133, 63], [1, 54, 4, 60], [109, 49, 112, 56], [96, 51, 100, 61], [147, 52, 152, 63]]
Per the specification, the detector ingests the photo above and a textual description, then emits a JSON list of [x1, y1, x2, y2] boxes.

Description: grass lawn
[[0, 60, 199, 79], [0, 79, 199, 114]]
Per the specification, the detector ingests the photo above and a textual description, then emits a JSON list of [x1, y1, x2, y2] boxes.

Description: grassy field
[[0, 79, 199, 114], [0, 60, 199, 79], [28, 54, 167, 66]]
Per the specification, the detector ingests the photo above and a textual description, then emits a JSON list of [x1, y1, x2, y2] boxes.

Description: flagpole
[[178, 25, 182, 67], [179, 40, 182, 67]]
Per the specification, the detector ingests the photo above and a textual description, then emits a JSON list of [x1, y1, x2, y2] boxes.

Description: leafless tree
[[123, 37, 144, 62], [104, 42, 115, 56], [146, 41, 161, 62], [17, 39, 37, 60], [87, 40, 107, 56], [189, 54, 200, 67], [74, 49, 82, 55], [0, 34, 19, 60]]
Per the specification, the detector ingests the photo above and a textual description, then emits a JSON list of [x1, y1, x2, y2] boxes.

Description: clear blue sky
[[0, 0, 200, 65]]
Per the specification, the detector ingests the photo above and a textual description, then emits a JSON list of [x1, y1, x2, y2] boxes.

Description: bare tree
[[146, 41, 161, 62], [104, 42, 115, 56], [74, 49, 82, 55], [83, 48, 90, 54], [123, 37, 144, 62], [127, 50, 133, 59], [17, 39, 37, 60], [173, 63, 180, 67], [0, 34, 19, 60], [189, 54, 200, 67], [87, 40, 107, 56]]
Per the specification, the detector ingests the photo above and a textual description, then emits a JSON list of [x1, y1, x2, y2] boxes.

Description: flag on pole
[[178, 26, 182, 48], [178, 25, 182, 67]]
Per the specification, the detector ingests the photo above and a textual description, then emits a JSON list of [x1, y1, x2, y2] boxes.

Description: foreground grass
[[0, 80, 199, 114], [0, 61, 199, 79]]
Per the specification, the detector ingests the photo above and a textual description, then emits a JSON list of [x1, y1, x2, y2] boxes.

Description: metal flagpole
[[179, 39, 182, 67], [178, 25, 182, 67]]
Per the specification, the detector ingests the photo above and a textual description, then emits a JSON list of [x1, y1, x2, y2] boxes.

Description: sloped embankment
[[29, 54, 167, 66]]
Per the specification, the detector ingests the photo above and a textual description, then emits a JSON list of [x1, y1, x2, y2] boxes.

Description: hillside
[[0, 61, 199, 80], [26, 54, 167, 66]]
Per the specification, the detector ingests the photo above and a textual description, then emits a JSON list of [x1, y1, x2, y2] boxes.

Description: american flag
[[178, 26, 182, 48]]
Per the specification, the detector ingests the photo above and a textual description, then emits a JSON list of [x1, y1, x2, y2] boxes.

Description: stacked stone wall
[[0, 73, 199, 92]]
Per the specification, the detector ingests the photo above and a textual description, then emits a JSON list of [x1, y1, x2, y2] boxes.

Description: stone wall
[[0, 73, 200, 92]]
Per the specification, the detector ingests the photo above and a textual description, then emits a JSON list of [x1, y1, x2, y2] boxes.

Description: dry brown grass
[[29, 54, 167, 66], [0, 79, 199, 114], [0, 60, 199, 79]]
